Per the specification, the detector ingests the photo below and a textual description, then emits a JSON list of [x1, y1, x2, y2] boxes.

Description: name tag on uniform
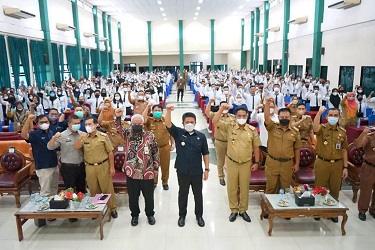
[[118, 146, 124, 152], [336, 142, 341, 150], [144, 146, 149, 155], [9, 148, 14, 153], [17, 122, 21, 126]]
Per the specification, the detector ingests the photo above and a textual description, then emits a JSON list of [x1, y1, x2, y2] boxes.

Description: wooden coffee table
[[260, 194, 349, 236], [14, 199, 111, 241]]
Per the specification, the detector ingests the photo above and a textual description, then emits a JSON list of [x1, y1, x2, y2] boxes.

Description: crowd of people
[[0, 68, 374, 226]]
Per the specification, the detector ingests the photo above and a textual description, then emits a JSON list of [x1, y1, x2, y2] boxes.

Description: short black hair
[[328, 108, 340, 113], [152, 104, 163, 111], [278, 108, 291, 116], [68, 114, 80, 123], [36, 115, 48, 123], [235, 106, 248, 114], [85, 116, 98, 124], [219, 101, 227, 106], [48, 108, 58, 114], [182, 112, 196, 122], [297, 103, 306, 108]]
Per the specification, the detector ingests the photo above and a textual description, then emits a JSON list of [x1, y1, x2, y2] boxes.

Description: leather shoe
[[131, 217, 139, 226], [314, 218, 321, 221], [263, 213, 269, 219], [147, 216, 156, 225], [178, 217, 185, 227], [219, 179, 226, 186], [369, 211, 375, 219], [229, 212, 238, 222], [331, 217, 338, 223], [239, 212, 251, 222], [163, 184, 169, 190], [111, 211, 118, 218], [358, 213, 366, 221], [69, 218, 78, 222], [196, 217, 205, 227]]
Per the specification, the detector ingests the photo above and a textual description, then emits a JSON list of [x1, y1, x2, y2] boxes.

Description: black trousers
[[126, 176, 155, 217], [177, 171, 203, 218], [177, 89, 184, 101], [310, 106, 320, 111], [60, 163, 86, 193]]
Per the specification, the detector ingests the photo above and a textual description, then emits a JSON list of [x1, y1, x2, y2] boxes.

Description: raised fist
[[166, 104, 174, 111], [319, 106, 326, 113], [28, 114, 36, 121], [54, 132, 62, 139]]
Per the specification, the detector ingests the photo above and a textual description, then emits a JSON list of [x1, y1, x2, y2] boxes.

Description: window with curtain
[[30, 40, 47, 87], [66, 45, 79, 79], [0, 35, 11, 87], [339, 66, 354, 92], [7, 37, 31, 87], [52, 43, 61, 84], [360, 66, 375, 96]]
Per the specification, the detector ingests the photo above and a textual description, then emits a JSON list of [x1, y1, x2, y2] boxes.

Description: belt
[[317, 156, 342, 163], [268, 155, 292, 162], [61, 162, 84, 167], [226, 155, 250, 164], [215, 138, 227, 143], [85, 158, 108, 166], [364, 160, 375, 168]]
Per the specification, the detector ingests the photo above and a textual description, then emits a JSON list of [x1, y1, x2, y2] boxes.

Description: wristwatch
[[205, 168, 210, 172]]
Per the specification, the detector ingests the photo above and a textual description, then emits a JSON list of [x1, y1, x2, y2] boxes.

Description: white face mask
[[274, 88, 280, 93], [314, 90, 319, 94], [270, 108, 274, 114], [223, 90, 229, 95], [236, 97, 242, 102], [223, 110, 229, 114], [138, 96, 144, 100], [115, 96, 121, 101], [145, 94, 151, 99], [85, 125, 94, 133], [39, 123, 50, 130], [237, 118, 247, 125], [184, 123, 195, 132]]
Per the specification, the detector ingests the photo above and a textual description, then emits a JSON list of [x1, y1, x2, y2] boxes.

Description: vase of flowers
[[313, 186, 328, 206], [60, 188, 84, 209]]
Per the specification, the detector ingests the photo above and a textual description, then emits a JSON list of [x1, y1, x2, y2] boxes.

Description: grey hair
[[131, 114, 144, 124]]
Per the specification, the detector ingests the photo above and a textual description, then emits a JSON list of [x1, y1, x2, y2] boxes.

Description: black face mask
[[132, 125, 143, 133], [279, 119, 290, 127], [358, 98, 363, 101], [95, 94, 100, 98], [78, 101, 84, 105], [101, 93, 106, 97]]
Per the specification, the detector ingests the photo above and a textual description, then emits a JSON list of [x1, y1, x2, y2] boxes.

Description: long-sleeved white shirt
[[251, 112, 279, 146]]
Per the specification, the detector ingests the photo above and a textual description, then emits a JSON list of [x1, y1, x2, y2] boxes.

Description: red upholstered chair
[[249, 151, 266, 191], [113, 151, 127, 194], [0, 132, 24, 141], [0, 147, 32, 207], [292, 141, 315, 187], [346, 143, 364, 203]]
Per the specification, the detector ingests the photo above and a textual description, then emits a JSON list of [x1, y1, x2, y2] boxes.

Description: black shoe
[[131, 217, 139, 226], [219, 179, 226, 186], [263, 213, 269, 219], [229, 212, 238, 222], [285, 218, 291, 220], [314, 218, 321, 221], [196, 217, 205, 227], [69, 218, 78, 222], [239, 212, 251, 222], [178, 217, 185, 227], [369, 211, 375, 219], [111, 211, 118, 218], [147, 216, 156, 225], [331, 217, 338, 223], [163, 184, 169, 190], [358, 213, 366, 221]]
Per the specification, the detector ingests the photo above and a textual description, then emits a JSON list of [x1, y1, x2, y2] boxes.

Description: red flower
[[313, 186, 328, 196], [77, 192, 84, 201]]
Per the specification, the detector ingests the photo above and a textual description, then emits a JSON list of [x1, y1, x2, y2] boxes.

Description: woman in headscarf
[[48, 90, 61, 112], [329, 88, 341, 109], [340, 92, 358, 127], [6, 101, 29, 132], [229, 93, 247, 114]]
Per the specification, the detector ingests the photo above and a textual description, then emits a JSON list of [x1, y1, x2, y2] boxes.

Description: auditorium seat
[[113, 151, 127, 194], [346, 143, 364, 203]]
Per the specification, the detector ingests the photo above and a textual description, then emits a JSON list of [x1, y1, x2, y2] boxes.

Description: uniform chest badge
[[324, 141, 328, 145], [181, 142, 185, 146]]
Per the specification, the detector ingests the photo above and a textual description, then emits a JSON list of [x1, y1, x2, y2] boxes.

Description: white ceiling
[[84, 0, 267, 22]]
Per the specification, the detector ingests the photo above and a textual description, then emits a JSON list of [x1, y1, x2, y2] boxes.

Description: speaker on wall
[[321, 47, 325, 55]]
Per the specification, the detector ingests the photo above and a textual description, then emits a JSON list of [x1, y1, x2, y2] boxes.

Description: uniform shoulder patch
[[292, 126, 299, 132], [248, 125, 256, 131], [339, 126, 346, 132], [99, 131, 108, 137]]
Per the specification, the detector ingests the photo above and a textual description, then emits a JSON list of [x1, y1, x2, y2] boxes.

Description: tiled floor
[[0, 87, 374, 249]]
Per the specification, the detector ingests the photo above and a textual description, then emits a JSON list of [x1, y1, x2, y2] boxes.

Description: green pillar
[[118, 22, 123, 71], [38, 0, 55, 81], [107, 16, 113, 72], [250, 12, 255, 70], [92, 6, 101, 73], [263, 1, 269, 72], [254, 8, 260, 70], [71, 0, 83, 77], [282, 0, 290, 75], [210, 19, 215, 70], [240, 19, 247, 69], [178, 20, 184, 73], [312, 0, 325, 77], [147, 21, 153, 72], [102, 12, 109, 74]]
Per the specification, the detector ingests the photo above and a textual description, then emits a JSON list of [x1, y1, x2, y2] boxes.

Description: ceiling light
[[195, 12, 199, 15], [162, 13, 166, 16], [194, 17, 197, 20], [197, 7, 201, 10], [198, 0, 203, 3], [160, 7, 164, 11], [239, 5, 244, 9], [164, 18, 167, 21], [157, 1, 162, 4]]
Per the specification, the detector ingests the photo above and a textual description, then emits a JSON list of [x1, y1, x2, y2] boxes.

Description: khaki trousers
[[85, 162, 117, 210], [35, 166, 59, 197], [215, 140, 227, 179], [358, 163, 375, 213], [314, 158, 343, 200], [265, 156, 293, 194], [226, 157, 251, 213], [154, 144, 171, 185]]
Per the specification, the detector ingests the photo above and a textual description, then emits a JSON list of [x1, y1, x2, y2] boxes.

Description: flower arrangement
[[313, 186, 328, 196], [59, 188, 84, 202]]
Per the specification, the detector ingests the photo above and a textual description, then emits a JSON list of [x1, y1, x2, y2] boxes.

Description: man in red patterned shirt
[[123, 114, 160, 227]]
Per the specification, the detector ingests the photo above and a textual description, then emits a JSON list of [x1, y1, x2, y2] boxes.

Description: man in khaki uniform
[[128, 90, 148, 115], [355, 128, 375, 221], [74, 117, 118, 218], [213, 105, 261, 223], [177, 75, 186, 102], [290, 103, 314, 146], [264, 97, 301, 195], [205, 98, 236, 186], [313, 106, 348, 223], [142, 103, 174, 190]]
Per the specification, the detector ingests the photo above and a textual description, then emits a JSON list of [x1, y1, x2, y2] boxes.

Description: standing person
[[305, 86, 323, 111], [73, 117, 118, 219], [177, 76, 186, 102], [313, 106, 348, 223], [122, 114, 160, 226], [21, 114, 59, 197], [7, 101, 29, 132], [290, 103, 314, 146], [142, 103, 174, 190], [212, 105, 261, 223], [355, 128, 375, 221], [205, 98, 236, 186], [165, 105, 209, 227]]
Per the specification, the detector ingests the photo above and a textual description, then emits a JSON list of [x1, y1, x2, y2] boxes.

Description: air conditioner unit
[[288, 16, 308, 25], [99, 37, 109, 42], [328, 0, 361, 9], [266, 26, 280, 32], [83, 32, 97, 37], [3, 7, 35, 19], [56, 23, 75, 31], [254, 33, 264, 37]]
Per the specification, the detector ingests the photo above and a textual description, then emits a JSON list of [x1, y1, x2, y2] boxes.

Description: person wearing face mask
[[120, 114, 160, 226], [340, 92, 359, 127], [142, 104, 174, 190], [165, 105, 209, 228], [356, 94, 367, 118], [47, 115, 85, 222], [21, 114, 59, 199], [35, 89, 50, 112], [313, 106, 348, 223], [176, 75, 186, 102], [112, 93, 124, 110], [329, 88, 341, 109], [290, 103, 314, 146], [304, 86, 323, 111], [84, 89, 103, 116], [74, 117, 118, 219], [212, 105, 261, 223], [263, 97, 301, 209], [229, 93, 247, 114], [47, 108, 60, 135], [128, 90, 148, 115], [58, 106, 87, 132], [205, 99, 236, 186], [266, 83, 285, 109], [6, 101, 29, 132], [56, 88, 68, 112], [287, 96, 299, 116], [355, 86, 366, 100], [48, 91, 61, 112]]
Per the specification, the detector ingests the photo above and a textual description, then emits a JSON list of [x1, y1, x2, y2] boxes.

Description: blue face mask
[[71, 124, 80, 132], [75, 111, 84, 118], [50, 93, 55, 97], [327, 117, 338, 126], [49, 115, 58, 121], [153, 111, 162, 119]]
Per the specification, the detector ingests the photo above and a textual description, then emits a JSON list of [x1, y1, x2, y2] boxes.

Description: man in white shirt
[[243, 85, 261, 114], [301, 80, 312, 103], [85, 89, 103, 116], [208, 83, 222, 112], [357, 94, 367, 118], [304, 86, 322, 111], [265, 83, 285, 109]]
